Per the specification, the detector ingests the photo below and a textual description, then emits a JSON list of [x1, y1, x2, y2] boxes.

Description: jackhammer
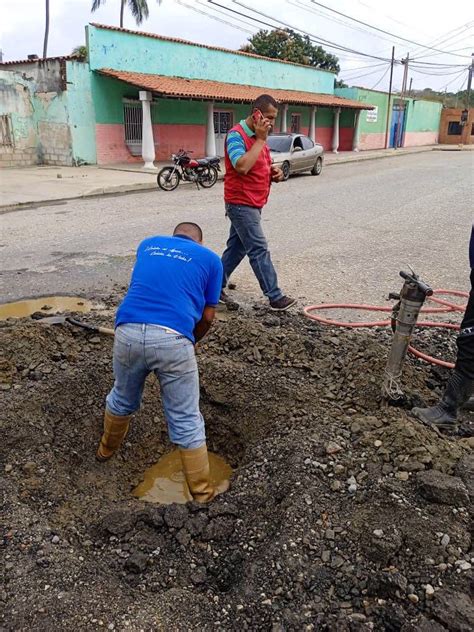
[[382, 269, 433, 401]]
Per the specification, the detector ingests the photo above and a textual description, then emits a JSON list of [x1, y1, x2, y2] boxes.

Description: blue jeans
[[221, 203, 283, 302], [106, 323, 205, 449]]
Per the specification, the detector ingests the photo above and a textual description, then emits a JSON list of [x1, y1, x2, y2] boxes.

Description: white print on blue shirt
[[145, 245, 193, 263]]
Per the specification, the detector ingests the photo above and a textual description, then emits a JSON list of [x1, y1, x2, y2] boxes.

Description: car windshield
[[267, 135, 292, 153]]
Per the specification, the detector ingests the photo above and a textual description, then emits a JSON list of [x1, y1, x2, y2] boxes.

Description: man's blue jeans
[[106, 323, 205, 449], [221, 203, 283, 301]]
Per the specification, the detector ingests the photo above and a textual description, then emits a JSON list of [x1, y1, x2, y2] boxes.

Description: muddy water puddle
[[133, 450, 232, 505], [0, 296, 94, 320]]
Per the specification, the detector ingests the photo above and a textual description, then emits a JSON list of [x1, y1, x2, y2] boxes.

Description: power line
[[289, 0, 401, 49], [408, 21, 474, 58], [409, 66, 471, 78], [355, 0, 432, 38], [208, 0, 398, 63], [208, 1, 469, 69], [370, 64, 391, 90], [174, 0, 255, 34], [441, 68, 469, 92], [342, 64, 391, 81], [307, 1, 472, 58]]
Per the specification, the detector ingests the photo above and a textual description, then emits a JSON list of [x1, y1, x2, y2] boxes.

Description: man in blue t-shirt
[[97, 222, 228, 503]]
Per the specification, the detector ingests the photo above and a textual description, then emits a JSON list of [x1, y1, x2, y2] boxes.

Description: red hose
[[303, 289, 468, 369]]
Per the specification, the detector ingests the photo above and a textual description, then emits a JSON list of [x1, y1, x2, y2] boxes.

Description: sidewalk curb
[[1, 145, 469, 211], [324, 145, 433, 167], [0, 182, 160, 213]]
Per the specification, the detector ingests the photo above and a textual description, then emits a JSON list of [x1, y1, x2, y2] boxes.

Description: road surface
[[1, 151, 472, 307]]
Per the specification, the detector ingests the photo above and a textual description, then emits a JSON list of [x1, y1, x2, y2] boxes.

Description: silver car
[[267, 133, 324, 181]]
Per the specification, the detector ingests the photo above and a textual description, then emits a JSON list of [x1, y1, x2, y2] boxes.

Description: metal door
[[390, 103, 406, 148], [213, 111, 233, 157]]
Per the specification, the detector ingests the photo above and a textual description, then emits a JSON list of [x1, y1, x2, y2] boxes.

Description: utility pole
[[466, 53, 473, 109], [408, 77, 413, 97], [395, 53, 409, 149], [384, 46, 395, 149], [462, 53, 473, 145]]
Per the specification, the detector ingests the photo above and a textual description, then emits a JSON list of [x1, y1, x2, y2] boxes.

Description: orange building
[[439, 107, 474, 145]]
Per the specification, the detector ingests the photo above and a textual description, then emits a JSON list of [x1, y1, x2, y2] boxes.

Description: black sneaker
[[269, 296, 297, 311]]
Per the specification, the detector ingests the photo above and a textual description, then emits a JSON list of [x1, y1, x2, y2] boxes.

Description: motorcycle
[[157, 149, 221, 191]]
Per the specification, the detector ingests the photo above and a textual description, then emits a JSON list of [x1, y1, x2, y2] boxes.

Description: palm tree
[[43, 0, 50, 57], [91, 0, 161, 28]]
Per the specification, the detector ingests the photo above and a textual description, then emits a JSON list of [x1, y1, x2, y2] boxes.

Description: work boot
[[412, 371, 474, 430], [270, 296, 297, 311], [179, 444, 229, 503], [96, 409, 132, 461]]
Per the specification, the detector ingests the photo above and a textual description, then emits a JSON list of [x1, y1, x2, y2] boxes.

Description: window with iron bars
[[290, 113, 301, 134], [0, 114, 13, 147], [123, 100, 158, 156]]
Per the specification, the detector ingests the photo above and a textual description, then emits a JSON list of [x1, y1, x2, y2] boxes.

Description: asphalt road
[[1, 152, 473, 307]]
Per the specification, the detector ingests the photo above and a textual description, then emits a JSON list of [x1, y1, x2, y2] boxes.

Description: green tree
[[241, 28, 340, 74], [91, 0, 161, 29], [71, 45, 88, 59]]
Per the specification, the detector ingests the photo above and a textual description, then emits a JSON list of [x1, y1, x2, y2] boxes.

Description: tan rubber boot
[[96, 409, 132, 461], [179, 444, 229, 503]]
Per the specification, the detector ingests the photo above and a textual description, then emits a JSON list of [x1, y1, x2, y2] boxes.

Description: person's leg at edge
[[413, 269, 474, 428]]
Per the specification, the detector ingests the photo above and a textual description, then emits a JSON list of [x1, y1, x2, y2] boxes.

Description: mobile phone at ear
[[252, 109, 263, 123]]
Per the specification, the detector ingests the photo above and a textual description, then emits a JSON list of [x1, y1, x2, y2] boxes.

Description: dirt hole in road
[[1, 298, 472, 631], [133, 450, 232, 505]]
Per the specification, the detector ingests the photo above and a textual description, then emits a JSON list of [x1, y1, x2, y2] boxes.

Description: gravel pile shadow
[[1, 299, 473, 632]]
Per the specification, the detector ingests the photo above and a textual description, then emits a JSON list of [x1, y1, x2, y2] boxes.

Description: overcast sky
[[1, 0, 472, 92]]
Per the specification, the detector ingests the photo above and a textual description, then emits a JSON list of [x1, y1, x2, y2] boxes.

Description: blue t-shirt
[[116, 235, 223, 342]]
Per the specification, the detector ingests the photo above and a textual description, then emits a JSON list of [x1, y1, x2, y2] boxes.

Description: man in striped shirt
[[220, 94, 296, 311]]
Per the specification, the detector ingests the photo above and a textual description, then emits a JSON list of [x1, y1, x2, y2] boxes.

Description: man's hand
[[271, 165, 284, 182], [254, 116, 272, 141], [194, 306, 216, 343]]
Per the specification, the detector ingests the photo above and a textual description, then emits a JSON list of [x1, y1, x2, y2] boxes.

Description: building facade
[[438, 108, 474, 145], [335, 87, 442, 150], [0, 58, 96, 167], [0, 23, 446, 168], [87, 23, 372, 165]]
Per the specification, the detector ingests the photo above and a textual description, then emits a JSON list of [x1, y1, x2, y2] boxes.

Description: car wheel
[[282, 162, 290, 181], [311, 157, 323, 176]]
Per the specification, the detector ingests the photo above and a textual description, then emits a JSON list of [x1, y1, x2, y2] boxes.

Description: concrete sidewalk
[[1, 144, 471, 210]]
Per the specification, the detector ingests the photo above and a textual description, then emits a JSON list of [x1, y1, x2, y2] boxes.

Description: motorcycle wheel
[[199, 166, 218, 188], [157, 167, 181, 191]]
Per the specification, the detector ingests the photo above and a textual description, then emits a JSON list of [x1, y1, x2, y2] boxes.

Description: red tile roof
[[0, 55, 80, 66], [97, 69, 374, 110], [90, 23, 336, 75]]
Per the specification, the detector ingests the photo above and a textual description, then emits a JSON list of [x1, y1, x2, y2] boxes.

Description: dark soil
[[1, 295, 473, 632]]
